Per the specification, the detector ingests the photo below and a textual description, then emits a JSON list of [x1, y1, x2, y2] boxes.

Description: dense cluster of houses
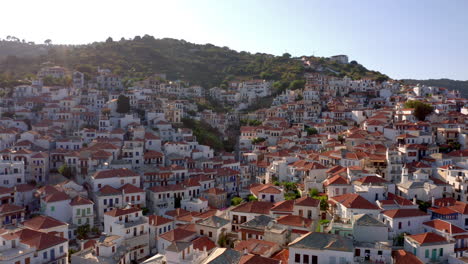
[[0, 64, 467, 264]]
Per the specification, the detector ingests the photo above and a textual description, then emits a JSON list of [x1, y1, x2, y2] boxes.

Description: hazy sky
[[2, 0, 467, 80]]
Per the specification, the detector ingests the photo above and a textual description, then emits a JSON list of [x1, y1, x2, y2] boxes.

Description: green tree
[[231, 197, 243, 206], [309, 188, 319, 197], [76, 224, 91, 239], [116, 95, 130, 114], [247, 194, 258, 201], [404, 100, 434, 121], [58, 164, 73, 178], [289, 79, 305, 90], [306, 127, 318, 135]]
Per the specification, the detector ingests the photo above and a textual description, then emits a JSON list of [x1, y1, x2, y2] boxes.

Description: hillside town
[[1, 58, 468, 264]]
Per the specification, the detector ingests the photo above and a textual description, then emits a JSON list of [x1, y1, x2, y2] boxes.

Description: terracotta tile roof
[[148, 215, 173, 226], [203, 187, 227, 195], [323, 175, 349, 186], [119, 183, 144, 194], [22, 215, 67, 230], [104, 207, 140, 217], [276, 215, 313, 228], [271, 249, 289, 263], [249, 183, 282, 196], [386, 192, 414, 206], [98, 185, 120, 195], [159, 228, 195, 242], [354, 176, 388, 185], [330, 193, 379, 210], [295, 196, 320, 207], [423, 219, 466, 234], [232, 201, 274, 214], [70, 196, 93, 206], [239, 254, 281, 264], [407, 232, 448, 245], [42, 191, 70, 203], [20, 231, 68, 250], [431, 207, 458, 215], [93, 168, 138, 179], [434, 197, 457, 207], [449, 201, 468, 215], [271, 200, 295, 212], [234, 238, 278, 255], [392, 250, 423, 264], [0, 203, 24, 214], [165, 208, 191, 218], [383, 209, 428, 218], [192, 236, 216, 251]]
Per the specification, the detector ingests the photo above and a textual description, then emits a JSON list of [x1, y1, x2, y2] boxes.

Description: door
[[50, 248, 55, 260], [312, 255, 318, 264], [365, 250, 370, 260], [432, 249, 437, 261]]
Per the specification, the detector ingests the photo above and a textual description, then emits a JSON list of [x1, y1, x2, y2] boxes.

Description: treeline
[[0, 35, 389, 89]]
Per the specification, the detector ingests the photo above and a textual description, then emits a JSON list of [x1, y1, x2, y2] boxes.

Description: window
[[378, 250, 382, 256], [295, 254, 300, 263], [408, 221, 411, 226], [43, 252, 47, 259], [51, 206, 55, 212], [398, 222, 402, 229], [425, 249, 429, 258], [440, 248, 444, 256], [200, 229, 204, 235], [209, 232, 213, 238], [303, 255, 309, 264], [60, 246, 64, 253], [87, 208, 91, 214], [103, 199, 107, 205], [76, 209, 80, 215]]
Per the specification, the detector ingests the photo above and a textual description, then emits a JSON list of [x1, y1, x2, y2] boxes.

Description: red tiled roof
[[22, 215, 67, 230], [276, 215, 313, 228], [0, 204, 24, 214], [93, 168, 138, 179], [383, 209, 428, 218], [271, 249, 289, 264], [98, 185, 120, 195], [159, 228, 195, 242], [323, 175, 349, 186], [42, 191, 70, 203], [148, 215, 173, 226], [331, 193, 379, 210], [204, 187, 227, 195], [423, 219, 466, 234], [104, 207, 140, 217], [70, 196, 93, 206], [21, 231, 68, 250], [271, 200, 295, 212], [295, 196, 320, 207], [234, 239, 278, 255], [192, 236, 216, 251], [232, 201, 274, 214], [392, 250, 423, 264], [407, 232, 448, 245], [119, 183, 144, 194]]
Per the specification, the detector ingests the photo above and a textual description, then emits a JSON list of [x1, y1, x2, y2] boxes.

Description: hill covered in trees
[[0, 35, 388, 89], [402, 78, 468, 98]]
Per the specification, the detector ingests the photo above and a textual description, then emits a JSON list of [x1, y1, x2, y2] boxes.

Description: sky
[[2, 0, 468, 80]]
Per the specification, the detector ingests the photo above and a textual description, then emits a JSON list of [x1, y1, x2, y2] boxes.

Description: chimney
[[79, 239, 85, 251], [243, 247, 248, 255], [431, 196, 435, 207], [203, 246, 207, 253], [413, 197, 417, 205]]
